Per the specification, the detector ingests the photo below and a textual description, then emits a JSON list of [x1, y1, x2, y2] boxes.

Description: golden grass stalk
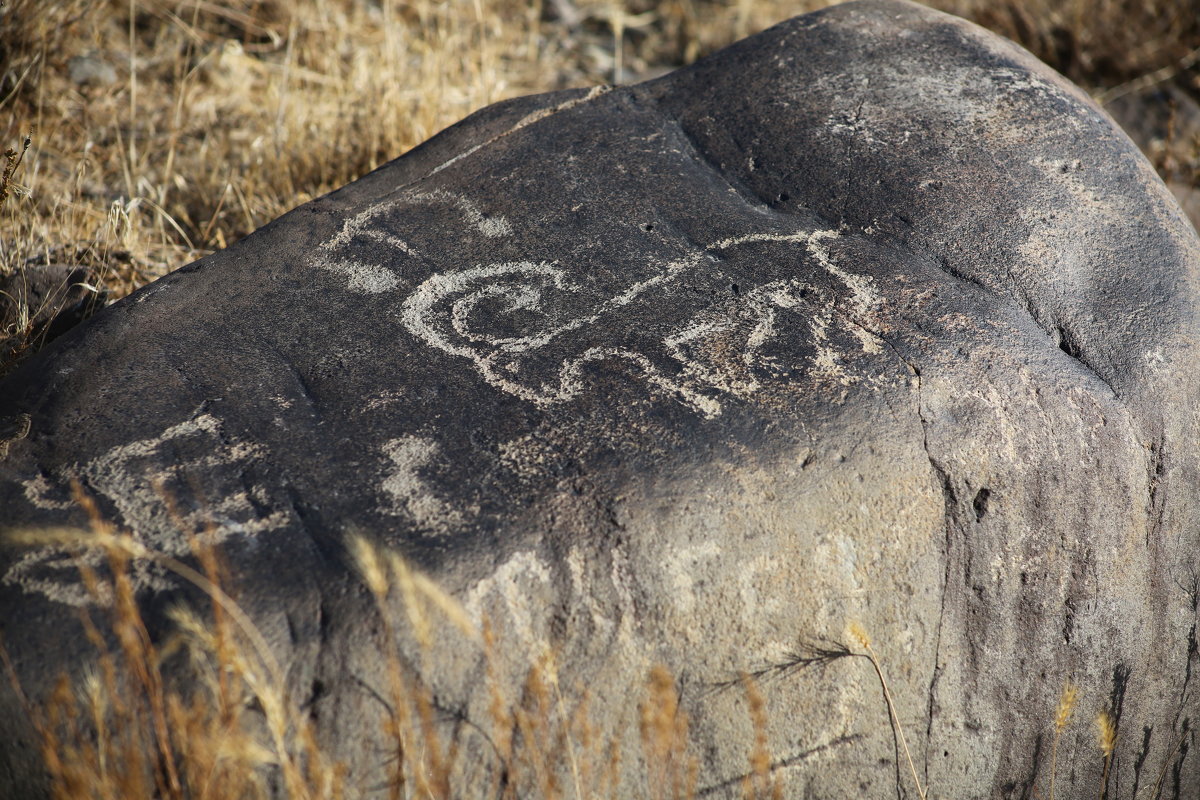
[[1094, 710, 1116, 799], [349, 535, 388, 599], [1048, 680, 1079, 800], [514, 657, 560, 800], [639, 664, 697, 800], [539, 647, 587, 800], [350, 534, 485, 800], [9, 525, 284, 693], [740, 673, 781, 800], [482, 621, 515, 798], [6, 481, 347, 800], [0, 135, 30, 209], [847, 621, 927, 800], [350, 535, 415, 800]]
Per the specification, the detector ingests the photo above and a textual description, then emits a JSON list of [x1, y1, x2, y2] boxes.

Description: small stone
[[67, 55, 117, 88]]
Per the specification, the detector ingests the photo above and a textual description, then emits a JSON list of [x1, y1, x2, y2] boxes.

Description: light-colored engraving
[[315, 189, 514, 293], [987, 67, 1059, 100], [5, 412, 288, 607], [399, 228, 881, 417], [663, 278, 808, 397], [412, 190, 512, 238], [365, 389, 407, 410], [427, 84, 612, 178], [662, 540, 723, 617], [809, 314, 846, 385], [23, 473, 76, 510], [380, 436, 464, 536], [564, 544, 639, 655], [497, 434, 546, 481], [463, 549, 553, 650], [339, 261, 403, 294], [826, 110, 883, 147], [328, 190, 511, 250], [400, 258, 725, 416], [313, 140, 884, 414]]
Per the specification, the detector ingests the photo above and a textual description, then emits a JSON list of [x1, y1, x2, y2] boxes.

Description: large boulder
[[2, 0, 1198, 796]]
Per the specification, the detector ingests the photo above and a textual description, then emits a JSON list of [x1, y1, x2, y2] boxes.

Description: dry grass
[[0, 0, 1197, 373], [7, 517, 1179, 800], [1096, 710, 1117, 798], [2, 520, 703, 800], [1047, 680, 1079, 800], [3, 487, 345, 800], [846, 621, 926, 800]]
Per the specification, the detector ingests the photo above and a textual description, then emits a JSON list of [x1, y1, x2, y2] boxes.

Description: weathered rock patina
[[2, 1, 1198, 796]]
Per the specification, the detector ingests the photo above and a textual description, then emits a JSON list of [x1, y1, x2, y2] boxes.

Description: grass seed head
[[1095, 710, 1117, 756], [846, 620, 871, 651], [349, 535, 389, 598], [1055, 681, 1079, 732]]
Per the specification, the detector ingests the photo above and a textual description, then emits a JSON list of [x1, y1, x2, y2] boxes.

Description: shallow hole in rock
[[972, 487, 991, 521], [1055, 324, 1082, 358]]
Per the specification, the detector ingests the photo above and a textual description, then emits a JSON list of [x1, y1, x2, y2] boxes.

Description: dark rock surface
[[2, 0, 1199, 796]]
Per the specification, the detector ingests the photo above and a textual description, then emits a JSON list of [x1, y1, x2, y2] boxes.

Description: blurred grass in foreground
[[7, 514, 1172, 799]]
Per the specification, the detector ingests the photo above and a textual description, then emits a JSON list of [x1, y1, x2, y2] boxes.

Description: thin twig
[[1096, 44, 1200, 106]]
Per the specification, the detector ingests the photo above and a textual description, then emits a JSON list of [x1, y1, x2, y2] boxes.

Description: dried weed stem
[[847, 621, 927, 800]]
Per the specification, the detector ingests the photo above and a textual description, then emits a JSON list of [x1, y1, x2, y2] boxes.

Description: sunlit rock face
[[2, 1, 1198, 796]]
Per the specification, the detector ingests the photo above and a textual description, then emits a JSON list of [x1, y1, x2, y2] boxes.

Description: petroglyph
[[314, 189, 513, 293], [399, 228, 881, 416], [426, 84, 612, 178], [663, 540, 723, 616], [311, 140, 885, 416], [462, 549, 553, 650], [380, 436, 465, 535], [416, 190, 513, 238], [5, 412, 288, 606]]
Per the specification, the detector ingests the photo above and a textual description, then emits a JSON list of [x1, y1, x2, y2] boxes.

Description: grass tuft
[[639, 664, 696, 800], [0, 134, 30, 209], [739, 673, 780, 800]]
